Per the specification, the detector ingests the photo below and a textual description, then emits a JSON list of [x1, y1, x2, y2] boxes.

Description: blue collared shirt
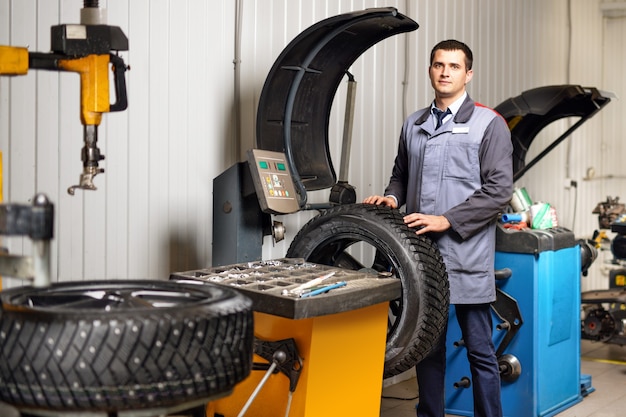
[[430, 92, 467, 129]]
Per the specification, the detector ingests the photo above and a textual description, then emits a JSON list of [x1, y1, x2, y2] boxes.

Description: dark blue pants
[[416, 303, 503, 417]]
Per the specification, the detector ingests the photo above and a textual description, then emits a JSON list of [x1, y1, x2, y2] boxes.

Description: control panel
[[247, 149, 300, 214]]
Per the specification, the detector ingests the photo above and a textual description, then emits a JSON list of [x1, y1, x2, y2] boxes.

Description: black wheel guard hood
[[255, 7, 418, 206], [494, 85, 613, 181]]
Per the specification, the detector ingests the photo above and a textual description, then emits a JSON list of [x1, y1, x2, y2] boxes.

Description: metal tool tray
[[170, 258, 400, 320], [496, 223, 576, 254]]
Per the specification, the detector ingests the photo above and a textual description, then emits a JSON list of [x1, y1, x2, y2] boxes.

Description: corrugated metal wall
[[592, 1, 626, 290], [0, 0, 624, 292]]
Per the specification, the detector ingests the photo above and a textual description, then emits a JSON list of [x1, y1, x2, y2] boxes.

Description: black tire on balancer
[[0, 279, 253, 413], [287, 203, 449, 378]]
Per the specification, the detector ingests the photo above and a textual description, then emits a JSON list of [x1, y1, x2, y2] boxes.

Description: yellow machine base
[[207, 302, 389, 417]]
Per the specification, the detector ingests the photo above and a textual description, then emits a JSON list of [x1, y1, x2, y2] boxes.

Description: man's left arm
[[444, 115, 514, 240]]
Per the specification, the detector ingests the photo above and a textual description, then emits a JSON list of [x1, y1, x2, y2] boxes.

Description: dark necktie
[[433, 107, 451, 129]]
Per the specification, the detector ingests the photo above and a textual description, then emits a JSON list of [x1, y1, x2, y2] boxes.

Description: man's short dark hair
[[430, 40, 473, 70]]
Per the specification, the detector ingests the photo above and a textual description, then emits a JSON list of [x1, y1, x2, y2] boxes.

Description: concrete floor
[[380, 339, 626, 417]]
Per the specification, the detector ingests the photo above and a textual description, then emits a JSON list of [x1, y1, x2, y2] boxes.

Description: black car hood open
[[494, 85, 612, 181], [255, 7, 418, 206]]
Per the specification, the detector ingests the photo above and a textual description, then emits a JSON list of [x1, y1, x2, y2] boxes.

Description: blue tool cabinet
[[444, 226, 583, 417]]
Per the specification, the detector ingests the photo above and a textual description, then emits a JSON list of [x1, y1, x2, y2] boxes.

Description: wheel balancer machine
[[202, 8, 419, 417]]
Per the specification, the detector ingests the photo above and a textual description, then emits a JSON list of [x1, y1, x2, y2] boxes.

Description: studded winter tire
[[287, 203, 449, 378], [0, 279, 253, 414]]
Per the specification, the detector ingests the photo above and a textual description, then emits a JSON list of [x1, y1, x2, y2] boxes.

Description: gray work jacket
[[384, 95, 513, 304]]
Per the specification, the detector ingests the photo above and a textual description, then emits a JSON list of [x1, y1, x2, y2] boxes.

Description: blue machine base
[[444, 244, 583, 417], [444, 373, 593, 417]]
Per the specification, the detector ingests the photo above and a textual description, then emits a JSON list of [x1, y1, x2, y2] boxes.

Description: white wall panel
[[588, 7, 626, 291], [126, 0, 151, 279], [4, 0, 40, 276], [514, 0, 625, 292], [0, 0, 622, 290]]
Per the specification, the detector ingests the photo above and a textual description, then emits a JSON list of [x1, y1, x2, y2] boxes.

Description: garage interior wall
[[0, 0, 623, 293]]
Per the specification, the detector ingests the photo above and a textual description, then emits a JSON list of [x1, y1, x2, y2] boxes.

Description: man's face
[[429, 49, 473, 100]]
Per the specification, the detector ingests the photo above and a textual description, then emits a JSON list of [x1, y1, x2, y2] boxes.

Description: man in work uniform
[[364, 39, 513, 417]]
